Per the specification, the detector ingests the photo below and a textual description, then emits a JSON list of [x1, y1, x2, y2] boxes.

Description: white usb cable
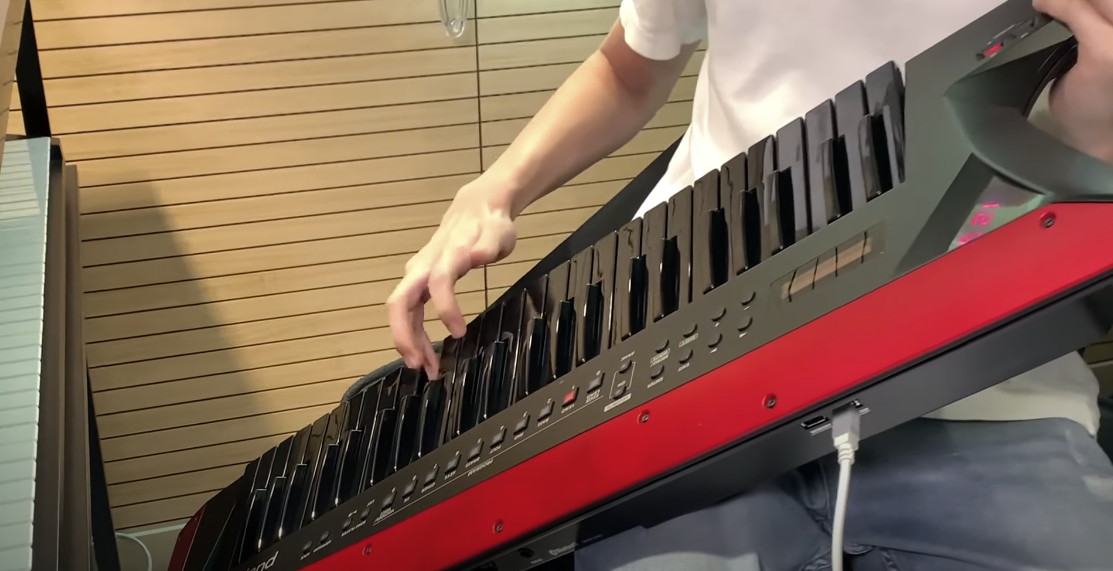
[[830, 404, 861, 571]]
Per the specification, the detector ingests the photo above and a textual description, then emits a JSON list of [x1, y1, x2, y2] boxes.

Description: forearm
[[484, 27, 695, 218]]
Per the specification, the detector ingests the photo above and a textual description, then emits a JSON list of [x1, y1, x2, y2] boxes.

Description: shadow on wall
[[79, 181, 255, 570]]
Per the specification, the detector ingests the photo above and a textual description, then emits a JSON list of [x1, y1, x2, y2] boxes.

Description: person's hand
[[387, 179, 518, 378], [1035, 0, 1113, 163]]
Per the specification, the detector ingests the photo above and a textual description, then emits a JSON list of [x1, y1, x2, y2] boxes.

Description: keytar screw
[[1041, 213, 1056, 228], [764, 394, 777, 409], [363, 544, 373, 556], [494, 520, 504, 534], [639, 411, 650, 423]]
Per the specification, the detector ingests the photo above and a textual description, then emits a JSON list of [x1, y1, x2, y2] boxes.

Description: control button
[[539, 400, 554, 420], [650, 364, 664, 379], [682, 322, 698, 336], [617, 360, 632, 374], [611, 380, 628, 399], [382, 490, 395, 509], [738, 316, 753, 332], [402, 476, 417, 498], [424, 465, 439, 486], [655, 338, 669, 352], [513, 414, 530, 435], [679, 348, 693, 363], [359, 506, 371, 521], [320, 530, 330, 544], [303, 541, 313, 554], [710, 307, 726, 322], [587, 373, 604, 393], [342, 517, 352, 531], [491, 427, 506, 447], [741, 291, 756, 306], [708, 332, 723, 348], [467, 440, 483, 462], [562, 387, 578, 407], [445, 451, 461, 474]]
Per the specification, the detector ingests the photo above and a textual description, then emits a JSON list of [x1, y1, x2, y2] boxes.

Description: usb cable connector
[[830, 404, 862, 571]]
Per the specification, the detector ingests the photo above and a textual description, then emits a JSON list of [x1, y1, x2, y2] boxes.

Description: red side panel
[[168, 505, 205, 571], [307, 203, 1113, 571]]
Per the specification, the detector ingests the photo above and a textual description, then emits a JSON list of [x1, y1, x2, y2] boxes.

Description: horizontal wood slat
[[76, 123, 479, 187], [476, 0, 618, 18], [51, 73, 480, 134], [63, 99, 480, 161], [476, 8, 616, 45], [36, 1, 446, 49], [480, 49, 704, 95], [40, 23, 468, 77], [45, 47, 477, 108], [34, 0, 344, 20]]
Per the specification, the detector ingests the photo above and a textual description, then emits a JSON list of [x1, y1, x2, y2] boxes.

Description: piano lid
[[0, 137, 57, 571]]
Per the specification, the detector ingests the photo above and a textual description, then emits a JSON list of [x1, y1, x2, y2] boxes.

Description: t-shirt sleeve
[[619, 0, 707, 61]]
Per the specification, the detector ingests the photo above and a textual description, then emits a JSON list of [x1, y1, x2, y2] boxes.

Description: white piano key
[[0, 498, 32, 526], [0, 545, 32, 571], [0, 407, 37, 430], [0, 376, 39, 398], [0, 361, 40, 382], [0, 521, 32, 551], [0, 459, 33, 485], [0, 391, 38, 413], [0, 425, 36, 452], [0, 440, 35, 464]]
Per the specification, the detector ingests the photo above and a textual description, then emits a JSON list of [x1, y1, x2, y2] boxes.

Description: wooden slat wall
[[11, 0, 696, 530]]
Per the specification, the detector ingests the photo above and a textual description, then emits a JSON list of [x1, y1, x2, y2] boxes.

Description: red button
[[563, 387, 578, 406], [982, 42, 1002, 57]]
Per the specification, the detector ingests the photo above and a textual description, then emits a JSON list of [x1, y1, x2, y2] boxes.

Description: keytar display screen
[[948, 176, 1046, 251]]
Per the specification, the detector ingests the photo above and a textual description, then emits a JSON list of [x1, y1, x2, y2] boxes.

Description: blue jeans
[[575, 418, 1113, 571]]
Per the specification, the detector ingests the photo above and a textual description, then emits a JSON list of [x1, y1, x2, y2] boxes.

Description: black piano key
[[350, 383, 382, 499], [666, 185, 693, 310], [477, 305, 504, 421], [368, 370, 401, 487], [232, 459, 257, 564], [276, 426, 310, 541], [856, 114, 884, 201], [484, 336, 512, 417], [589, 231, 617, 356], [516, 279, 550, 398], [335, 389, 367, 506], [545, 262, 575, 378], [417, 377, 447, 457], [236, 449, 272, 563], [614, 218, 645, 342], [571, 246, 597, 366], [747, 136, 783, 260], [834, 81, 871, 210], [451, 319, 483, 438], [300, 413, 332, 526], [804, 100, 844, 228], [308, 405, 346, 521], [391, 369, 424, 474], [498, 285, 525, 405], [642, 203, 668, 322], [258, 436, 293, 550], [720, 152, 752, 276], [775, 118, 811, 246], [865, 62, 905, 191], [437, 337, 460, 445], [215, 476, 253, 569], [692, 171, 719, 296]]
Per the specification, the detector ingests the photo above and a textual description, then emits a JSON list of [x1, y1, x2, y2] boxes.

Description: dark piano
[[170, 3, 1113, 571]]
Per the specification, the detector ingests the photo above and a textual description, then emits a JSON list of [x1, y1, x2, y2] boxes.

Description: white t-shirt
[[623, 0, 1101, 434]]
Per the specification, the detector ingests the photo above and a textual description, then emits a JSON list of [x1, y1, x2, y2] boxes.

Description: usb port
[[800, 415, 830, 431]]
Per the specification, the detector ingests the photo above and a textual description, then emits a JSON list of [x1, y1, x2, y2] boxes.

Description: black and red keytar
[[169, 2, 1113, 571]]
